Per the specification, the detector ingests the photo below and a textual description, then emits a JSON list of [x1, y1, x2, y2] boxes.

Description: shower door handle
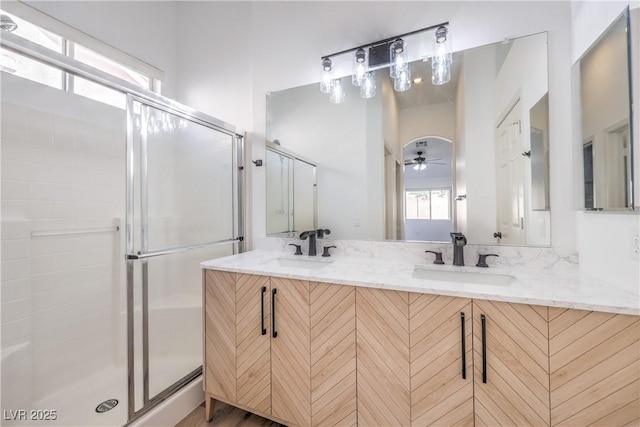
[[260, 286, 267, 335]]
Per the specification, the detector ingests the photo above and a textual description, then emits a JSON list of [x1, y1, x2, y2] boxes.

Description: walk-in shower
[[1, 23, 244, 427]]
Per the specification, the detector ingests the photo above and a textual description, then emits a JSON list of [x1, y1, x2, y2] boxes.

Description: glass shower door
[[126, 97, 241, 415]]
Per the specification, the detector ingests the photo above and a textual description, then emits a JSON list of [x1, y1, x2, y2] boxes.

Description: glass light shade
[[413, 163, 427, 171], [394, 65, 412, 92], [432, 26, 452, 85], [360, 72, 376, 98], [329, 78, 346, 104], [320, 58, 333, 93], [390, 39, 408, 79], [352, 48, 367, 86]]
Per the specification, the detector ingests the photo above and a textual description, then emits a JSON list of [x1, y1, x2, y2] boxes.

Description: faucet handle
[[476, 253, 499, 268], [425, 250, 445, 265], [322, 245, 336, 257], [288, 243, 303, 255]]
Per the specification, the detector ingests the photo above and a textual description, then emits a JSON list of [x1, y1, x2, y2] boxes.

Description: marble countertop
[[201, 250, 640, 315]]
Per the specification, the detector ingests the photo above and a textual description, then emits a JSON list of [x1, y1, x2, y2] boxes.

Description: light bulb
[[394, 65, 412, 92], [390, 39, 408, 79], [432, 26, 452, 85], [320, 58, 333, 93], [352, 48, 367, 86], [413, 163, 427, 171], [329, 78, 345, 104], [360, 72, 376, 98]]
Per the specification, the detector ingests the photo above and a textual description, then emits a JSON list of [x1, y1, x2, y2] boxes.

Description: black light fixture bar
[[320, 21, 449, 60]]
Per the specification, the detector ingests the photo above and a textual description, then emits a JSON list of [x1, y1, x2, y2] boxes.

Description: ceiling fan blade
[[429, 162, 446, 165], [404, 160, 417, 165], [426, 157, 442, 162]]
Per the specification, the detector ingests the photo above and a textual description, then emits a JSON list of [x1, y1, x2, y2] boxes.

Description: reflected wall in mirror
[[266, 32, 550, 246], [265, 143, 317, 236], [579, 8, 634, 211]]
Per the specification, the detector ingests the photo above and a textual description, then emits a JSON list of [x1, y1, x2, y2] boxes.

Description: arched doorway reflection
[[402, 136, 453, 242]]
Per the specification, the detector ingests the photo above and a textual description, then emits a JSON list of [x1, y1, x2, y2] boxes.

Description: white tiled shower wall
[[1, 73, 127, 408]]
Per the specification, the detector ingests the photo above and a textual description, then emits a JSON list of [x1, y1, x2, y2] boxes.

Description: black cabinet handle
[[260, 286, 267, 335], [481, 314, 487, 383], [461, 312, 466, 379], [271, 288, 278, 338]]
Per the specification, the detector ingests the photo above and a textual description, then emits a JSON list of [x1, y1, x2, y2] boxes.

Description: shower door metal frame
[[125, 94, 244, 423], [1, 30, 246, 426]]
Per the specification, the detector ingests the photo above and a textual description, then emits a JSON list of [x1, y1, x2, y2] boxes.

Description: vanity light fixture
[[389, 39, 408, 79], [320, 58, 334, 93], [352, 48, 367, 86], [329, 78, 346, 104], [319, 21, 451, 102], [432, 25, 452, 85], [360, 72, 376, 98]]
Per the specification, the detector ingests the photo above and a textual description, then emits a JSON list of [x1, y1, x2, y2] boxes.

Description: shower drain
[[95, 399, 118, 413]]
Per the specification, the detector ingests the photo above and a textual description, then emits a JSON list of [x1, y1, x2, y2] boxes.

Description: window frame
[[0, 2, 162, 100]]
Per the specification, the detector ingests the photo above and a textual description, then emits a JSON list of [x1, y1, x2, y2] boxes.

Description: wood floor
[[176, 402, 285, 427]]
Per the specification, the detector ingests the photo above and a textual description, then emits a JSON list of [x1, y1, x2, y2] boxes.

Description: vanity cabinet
[[549, 308, 640, 426], [356, 288, 410, 426], [473, 300, 550, 426], [204, 269, 639, 426], [409, 294, 473, 426], [204, 272, 357, 427], [204, 270, 237, 403]]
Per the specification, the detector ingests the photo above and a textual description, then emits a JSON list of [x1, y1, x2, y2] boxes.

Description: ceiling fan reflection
[[404, 151, 445, 170]]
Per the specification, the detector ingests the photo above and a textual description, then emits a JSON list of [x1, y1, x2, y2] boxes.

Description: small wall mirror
[[579, 7, 635, 211], [265, 142, 317, 236]]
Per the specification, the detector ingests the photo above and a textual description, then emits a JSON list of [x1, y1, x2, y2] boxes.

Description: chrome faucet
[[299, 229, 331, 256], [450, 232, 467, 266]]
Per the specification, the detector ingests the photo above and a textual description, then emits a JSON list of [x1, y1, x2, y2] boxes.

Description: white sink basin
[[267, 257, 332, 270], [412, 267, 515, 286]]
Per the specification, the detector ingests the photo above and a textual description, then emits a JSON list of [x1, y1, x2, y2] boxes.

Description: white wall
[[572, 1, 639, 291], [399, 102, 455, 147]]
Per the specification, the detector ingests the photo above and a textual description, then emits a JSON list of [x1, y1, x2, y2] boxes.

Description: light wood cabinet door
[[236, 274, 271, 414], [270, 277, 312, 426], [356, 287, 410, 427], [410, 294, 473, 426], [204, 270, 237, 401], [549, 308, 640, 426], [310, 282, 357, 427], [473, 300, 550, 426]]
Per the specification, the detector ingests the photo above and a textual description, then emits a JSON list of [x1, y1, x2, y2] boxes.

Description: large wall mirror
[[579, 7, 635, 211], [267, 32, 549, 246], [265, 142, 317, 236]]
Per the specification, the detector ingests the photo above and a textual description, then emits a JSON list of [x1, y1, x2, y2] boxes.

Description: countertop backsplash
[[254, 237, 579, 272]]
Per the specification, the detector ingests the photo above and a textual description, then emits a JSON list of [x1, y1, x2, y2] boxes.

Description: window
[[0, 8, 160, 109], [405, 189, 451, 220]]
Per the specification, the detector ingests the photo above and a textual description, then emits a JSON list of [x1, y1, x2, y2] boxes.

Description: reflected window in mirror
[[578, 7, 635, 211]]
